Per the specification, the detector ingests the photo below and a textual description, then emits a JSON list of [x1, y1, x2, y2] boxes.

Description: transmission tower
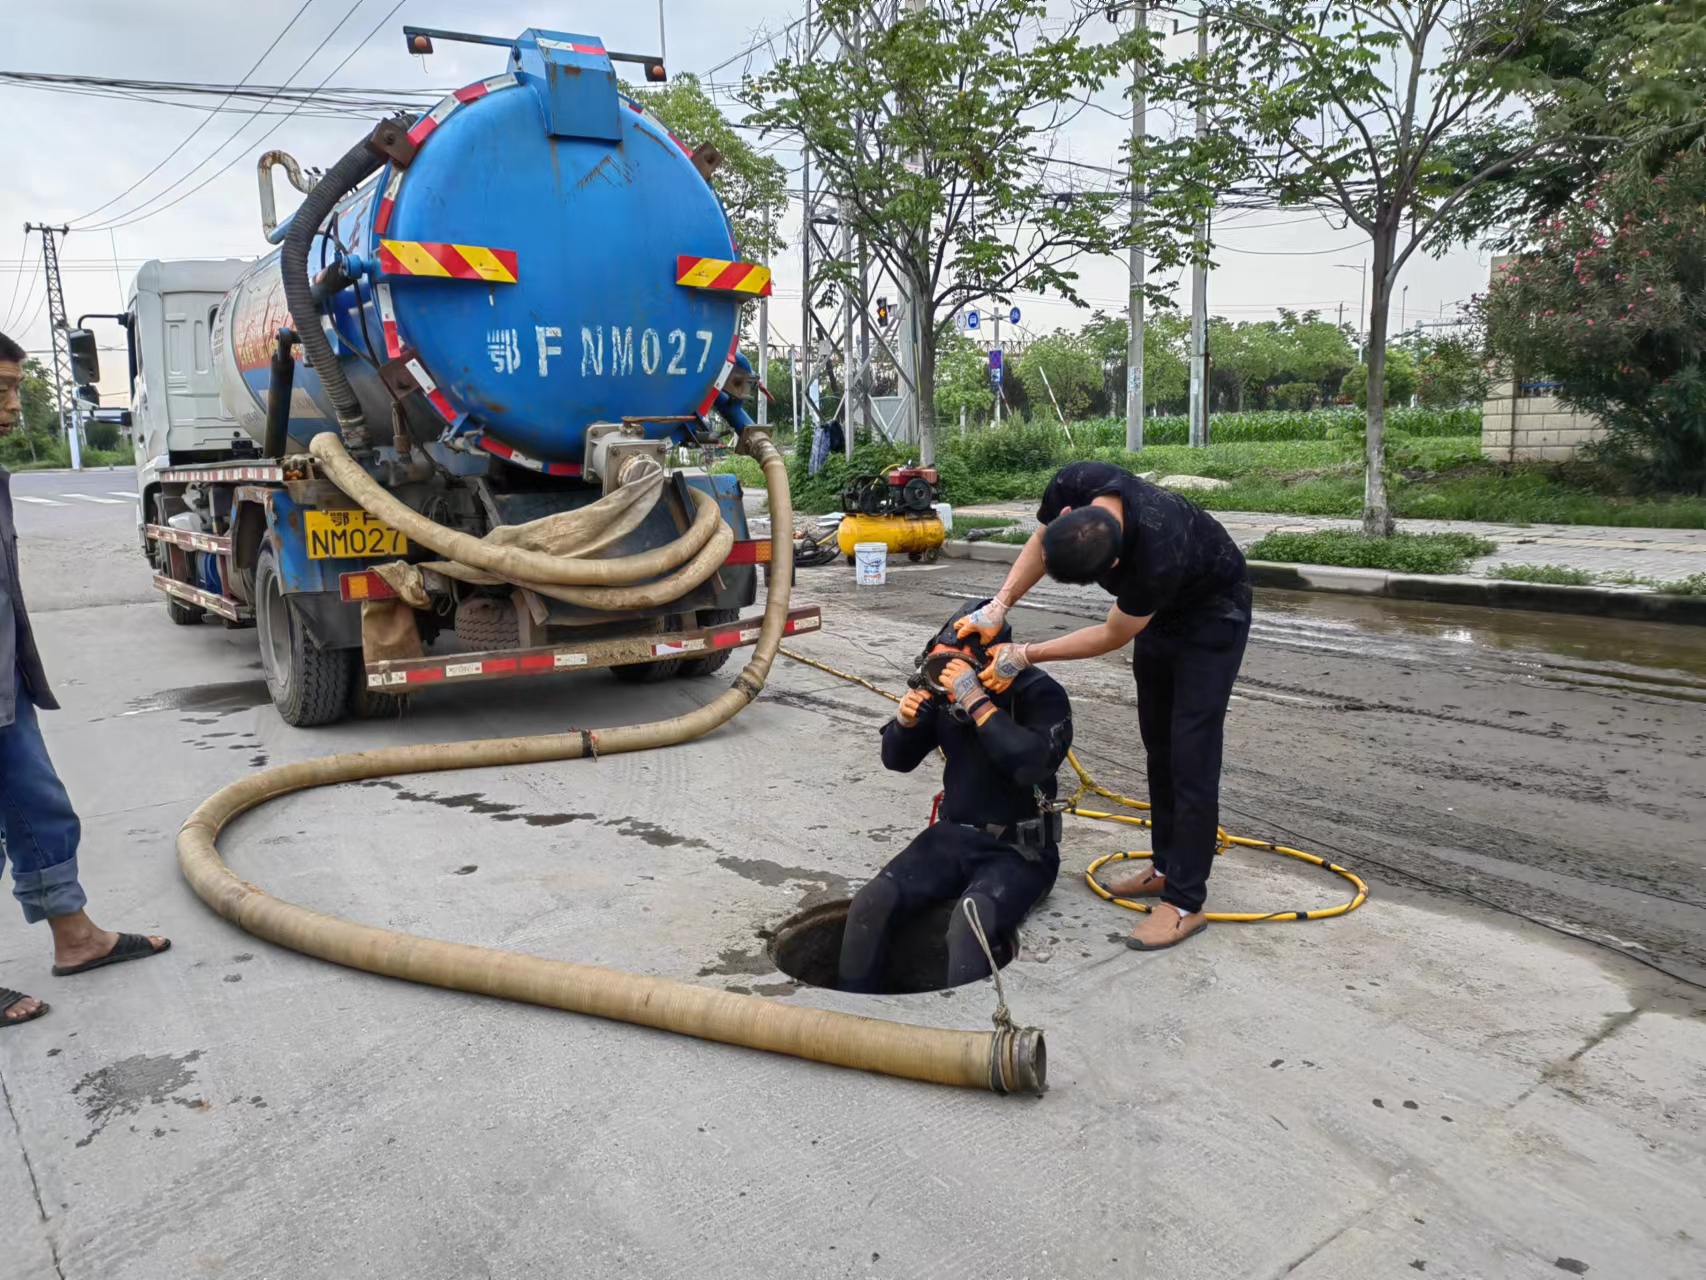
[[791, 0, 923, 460], [22, 223, 73, 439]]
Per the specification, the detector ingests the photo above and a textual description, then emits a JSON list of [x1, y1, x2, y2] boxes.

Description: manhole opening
[[770, 898, 1016, 994]]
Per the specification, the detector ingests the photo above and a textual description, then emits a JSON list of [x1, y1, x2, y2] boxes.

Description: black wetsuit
[[1037, 461, 1251, 915], [838, 668, 1073, 992]]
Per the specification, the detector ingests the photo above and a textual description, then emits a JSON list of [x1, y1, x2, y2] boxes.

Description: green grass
[[1601, 570, 1706, 595], [708, 456, 765, 489], [1246, 530, 1497, 575], [5, 446, 131, 471], [950, 514, 1017, 532], [989, 528, 1033, 545], [1489, 563, 1595, 586]]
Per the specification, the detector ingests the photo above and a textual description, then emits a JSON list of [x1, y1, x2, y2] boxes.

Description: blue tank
[[214, 29, 753, 469]]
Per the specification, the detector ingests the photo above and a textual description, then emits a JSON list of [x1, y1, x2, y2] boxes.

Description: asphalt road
[[3, 470, 1703, 1279]]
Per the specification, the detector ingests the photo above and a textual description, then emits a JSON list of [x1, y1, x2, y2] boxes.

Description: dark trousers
[[838, 823, 1057, 993], [1134, 610, 1250, 915]]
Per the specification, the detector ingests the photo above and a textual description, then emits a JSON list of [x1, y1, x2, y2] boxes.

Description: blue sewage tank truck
[[101, 26, 816, 726]]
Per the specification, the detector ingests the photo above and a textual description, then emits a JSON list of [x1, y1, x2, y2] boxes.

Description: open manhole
[[770, 898, 1016, 994]]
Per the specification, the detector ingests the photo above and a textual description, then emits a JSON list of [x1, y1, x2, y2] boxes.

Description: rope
[[960, 897, 1016, 1034], [778, 648, 1369, 925]]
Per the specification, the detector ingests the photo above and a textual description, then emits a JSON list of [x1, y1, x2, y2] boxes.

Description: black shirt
[[880, 667, 1072, 838], [1037, 461, 1248, 629]]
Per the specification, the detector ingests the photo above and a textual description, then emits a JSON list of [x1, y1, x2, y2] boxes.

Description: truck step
[[152, 574, 252, 623]]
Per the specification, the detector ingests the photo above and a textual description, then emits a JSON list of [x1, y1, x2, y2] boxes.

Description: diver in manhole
[[838, 600, 1073, 992]]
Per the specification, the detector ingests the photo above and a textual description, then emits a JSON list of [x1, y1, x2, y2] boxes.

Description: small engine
[[840, 464, 939, 516]]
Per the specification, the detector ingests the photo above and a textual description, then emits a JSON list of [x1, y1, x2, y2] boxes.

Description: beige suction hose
[[178, 433, 1045, 1095]]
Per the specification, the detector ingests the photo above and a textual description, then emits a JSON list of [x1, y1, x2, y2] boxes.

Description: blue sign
[[1009, 307, 1021, 325], [966, 311, 980, 330], [988, 349, 1003, 385]]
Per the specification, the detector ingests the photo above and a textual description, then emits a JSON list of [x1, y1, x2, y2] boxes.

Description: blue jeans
[[0, 668, 87, 923]]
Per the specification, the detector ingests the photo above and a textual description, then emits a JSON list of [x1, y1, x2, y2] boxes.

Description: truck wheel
[[453, 595, 519, 650], [255, 545, 350, 727], [166, 593, 205, 626], [678, 608, 740, 678], [348, 665, 405, 721]]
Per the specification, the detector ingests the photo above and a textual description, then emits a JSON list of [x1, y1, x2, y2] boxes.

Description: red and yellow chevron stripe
[[675, 255, 773, 297], [378, 240, 519, 283]]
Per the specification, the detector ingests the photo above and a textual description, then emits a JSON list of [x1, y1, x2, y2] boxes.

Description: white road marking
[[108, 491, 139, 500], [14, 496, 65, 506], [61, 494, 128, 505]]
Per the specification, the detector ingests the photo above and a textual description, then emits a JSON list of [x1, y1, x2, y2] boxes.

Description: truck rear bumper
[[364, 605, 820, 691]]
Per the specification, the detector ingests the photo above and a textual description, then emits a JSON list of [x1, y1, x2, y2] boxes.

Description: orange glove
[[952, 598, 1010, 644], [978, 642, 1031, 693], [896, 687, 932, 727]]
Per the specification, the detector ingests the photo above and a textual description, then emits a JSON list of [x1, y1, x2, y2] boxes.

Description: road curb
[[940, 540, 1706, 625]]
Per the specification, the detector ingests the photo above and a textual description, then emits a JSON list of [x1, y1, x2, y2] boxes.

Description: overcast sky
[[2, 0, 1493, 396]]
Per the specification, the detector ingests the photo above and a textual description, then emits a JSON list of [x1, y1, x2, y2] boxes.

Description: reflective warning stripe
[[675, 255, 773, 297], [375, 74, 518, 235], [373, 168, 406, 235], [379, 240, 519, 283], [472, 433, 583, 477], [538, 37, 607, 56], [403, 356, 458, 421], [696, 332, 743, 416], [374, 282, 401, 357], [407, 72, 518, 146]]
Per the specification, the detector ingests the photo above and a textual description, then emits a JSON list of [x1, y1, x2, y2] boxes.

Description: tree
[[1341, 348, 1419, 408], [1078, 308, 1189, 415], [1411, 334, 1489, 407], [933, 331, 995, 429], [0, 358, 55, 467], [1144, 0, 1589, 533], [743, 0, 1129, 462], [634, 74, 787, 265], [1015, 330, 1100, 421], [1480, 150, 1706, 490]]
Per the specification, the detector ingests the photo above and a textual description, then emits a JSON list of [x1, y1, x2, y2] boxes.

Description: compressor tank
[[213, 29, 753, 468]]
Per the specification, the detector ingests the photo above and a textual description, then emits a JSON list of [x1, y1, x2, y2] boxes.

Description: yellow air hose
[[178, 432, 1045, 1095], [774, 650, 1368, 923]]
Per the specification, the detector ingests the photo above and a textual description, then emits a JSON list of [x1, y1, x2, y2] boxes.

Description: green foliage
[[1340, 349, 1419, 410], [633, 74, 786, 265], [1272, 381, 1319, 410], [1480, 150, 1706, 491], [1245, 530, 1497, 575], [1081, 406, 1478, 447], [743, 0, 1134, 431], [83, 419, 121, 452], [950, 514, 1017, 531], [1014, 330, 1101, 422], [1205, 310, 1357, 411], [1078, 307, 1190, 414], [933, 332, 995, 427], [1489, 563, 1595, 585], [1411, 335, 1490, 408], [709, 456, 764, 489]]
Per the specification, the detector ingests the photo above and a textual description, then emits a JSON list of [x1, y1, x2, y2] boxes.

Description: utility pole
[[840, 209, 855, 456], [1186, 13, 1209, 449], [657, 0, 667, 68], [23, 222, 80, 470], [992, 310, 1002, 426], [1125, 0, 1148, 450], [757, 201, 770, 427]]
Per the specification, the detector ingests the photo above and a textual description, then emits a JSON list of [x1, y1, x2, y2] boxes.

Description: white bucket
[[854, 542, 888, 586], [933, 502, 953, 533]]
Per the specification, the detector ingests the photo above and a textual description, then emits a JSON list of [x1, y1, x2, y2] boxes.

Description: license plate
[[304, 510, 408, 560]]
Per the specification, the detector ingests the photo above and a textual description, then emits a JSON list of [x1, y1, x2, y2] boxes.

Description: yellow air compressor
[[836, 465, 946, 564]]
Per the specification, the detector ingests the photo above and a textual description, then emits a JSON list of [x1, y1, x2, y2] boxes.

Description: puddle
[[123, 680, 271, 717]]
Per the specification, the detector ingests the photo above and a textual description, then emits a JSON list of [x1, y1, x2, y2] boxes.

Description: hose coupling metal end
[[989, 1026, 1047, 1095], [735, 427, 773, 459]]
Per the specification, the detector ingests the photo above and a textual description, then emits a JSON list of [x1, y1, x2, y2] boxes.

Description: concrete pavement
[[3, 472, 1704, 1278]]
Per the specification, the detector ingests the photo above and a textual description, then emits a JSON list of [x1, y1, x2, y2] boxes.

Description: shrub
[[1245, 529, 1496, 575], [1489, 563, 1594, 585]]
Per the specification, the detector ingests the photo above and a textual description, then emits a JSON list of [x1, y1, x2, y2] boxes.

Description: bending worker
[[838, 601, 1073, 993], [957, 461, 1250, 952]]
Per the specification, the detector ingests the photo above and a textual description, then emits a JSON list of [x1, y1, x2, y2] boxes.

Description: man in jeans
[[1, 331, 170, 1028]]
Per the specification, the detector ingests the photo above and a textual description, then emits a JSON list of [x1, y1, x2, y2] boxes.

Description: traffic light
[[876, 297, 889, 326]]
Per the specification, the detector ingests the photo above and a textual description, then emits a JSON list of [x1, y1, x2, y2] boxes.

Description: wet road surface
[[789, 561, 1706, 989]]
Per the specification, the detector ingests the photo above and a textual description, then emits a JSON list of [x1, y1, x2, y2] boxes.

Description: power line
[[0, 70, 444, 118], [88, 0, 410, 232], [0, 244, 37, 332], [70, 0, 319, 226]]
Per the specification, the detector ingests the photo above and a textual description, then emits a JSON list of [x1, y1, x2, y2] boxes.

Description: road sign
[[988, 349, 1003, 385], [966, 311, 980, 330], [1009, 307, 1021, 325]]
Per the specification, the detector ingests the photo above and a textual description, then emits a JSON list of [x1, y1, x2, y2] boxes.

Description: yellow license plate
[[304, 510, 408, 560]]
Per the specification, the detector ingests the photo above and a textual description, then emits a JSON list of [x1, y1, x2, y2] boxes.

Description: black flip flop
[[1, 987, 50, 1028], [52, 933, 171, 977]]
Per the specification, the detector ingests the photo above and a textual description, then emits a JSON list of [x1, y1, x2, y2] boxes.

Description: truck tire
[[453, 595, 519, 650], [348, 664, 405, 721], [166, 593, 205, 626], [255, 544, 351, 727], [678, 608, 740, 678]]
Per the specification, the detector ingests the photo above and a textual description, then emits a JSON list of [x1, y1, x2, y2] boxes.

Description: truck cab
[[127, 259, 253, 545]]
